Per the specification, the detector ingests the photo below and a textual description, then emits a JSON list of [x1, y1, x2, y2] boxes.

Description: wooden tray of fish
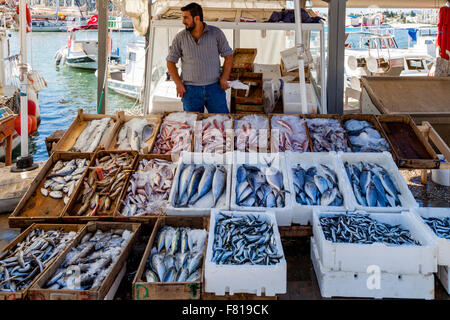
[[341, 114, 397, 162], [0, 223, 86, 300], [8, 152, 93, 229], [28, 222, 141, 300], [53, 109, 119, 153], [106, 111, 162, 154], [61, 150, 138, 223], [194, 113, 234, 154], [233, 113, 270, 153], [151, 111, 198, 157], [376, 115, 440, 169], [303, 114, 354, 153], [114, 154, 178, 222], [268, 113, 314, 153], [133, 216, 208, 300]]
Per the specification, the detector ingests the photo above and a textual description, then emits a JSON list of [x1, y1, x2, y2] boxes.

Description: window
[[129, 52, 136, 62]]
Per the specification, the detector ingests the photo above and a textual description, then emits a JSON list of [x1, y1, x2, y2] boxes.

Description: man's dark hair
[[181, 2, 203, 22]]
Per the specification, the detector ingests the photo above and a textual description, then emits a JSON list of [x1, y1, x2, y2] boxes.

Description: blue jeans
[[182, 82, 229, 113]]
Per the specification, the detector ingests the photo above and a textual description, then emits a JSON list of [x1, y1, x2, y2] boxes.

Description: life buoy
[[15, 4, 32, 33]]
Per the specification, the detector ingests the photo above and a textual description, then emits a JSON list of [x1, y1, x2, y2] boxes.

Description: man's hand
[[219, 77, 230, 90], [176, 81, 186, 98]]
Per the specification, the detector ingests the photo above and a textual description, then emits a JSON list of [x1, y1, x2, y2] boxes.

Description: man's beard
[[185, 21, 196, 32]]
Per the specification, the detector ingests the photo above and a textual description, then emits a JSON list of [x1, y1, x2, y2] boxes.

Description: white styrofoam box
[[230, 151, 292, 226], [437, 265, 450, 295], [205, 210, 287, 296], [280, 47, 298, 72], [312, 210, 437, 274], [311, 237, 435, 300], [282, 82, 318, 114], [431, 155, 450, 187], [337, 152, 419, 213], [285, 151, 354, 226], [410, 207, 450, 266], [167, 151, 232, 216], [253, 63, 281, 81]]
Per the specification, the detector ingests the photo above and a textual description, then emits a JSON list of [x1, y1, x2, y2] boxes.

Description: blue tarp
[[408, 28, 418, 42]]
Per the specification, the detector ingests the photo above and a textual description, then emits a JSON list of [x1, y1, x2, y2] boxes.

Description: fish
[[115, 118, 156, 153], [41, 158, 89, 202], [320, 213, 420, 245], [174, 164, 227, 209], [307, 118, 352, 152], [271, 115, 309, 152], [292, 164, 344, 207], [120, 158, 176, 217], [71, 118, 115, 152], [235, 163, 287, 208], [212, 212, 283, 265], [344, 119, 390, 152], [189, 165, 215, 205], [195, 114, 232, 153], [344, 162, 401, 208], [72, 152, 134, 217], [235, 115, 269, 152], [144, 226, 206, 283], [212, 166, 227, 207], [0, 228, 77, 292], [423, 217, 450, 240], [152, 112, 196, 155], [44, 228, 133, 291]]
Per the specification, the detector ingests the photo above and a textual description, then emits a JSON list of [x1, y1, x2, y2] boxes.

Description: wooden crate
[[232, 48, 257, 71], [53, 109, 119, 153], [229, 72, 263, 105], [113, 154, 177, 222], [235, 104, 265, 113], [233, 113, 270, 153], [151, 111, 198, 157], [341, 114, 398, 163], [28, 222, 141, 300], [280, 59, 310, 83], [193, 113, 234, 153], [268, 113, 314, 153], [377, 115, 440, 169], [106, 111, 162, 154], [61, 150, 138, 223], [8, 152, 93, 229], [133, 216, 209, 300], [0, 223, 86, 300], [303, 114, 354, 152]]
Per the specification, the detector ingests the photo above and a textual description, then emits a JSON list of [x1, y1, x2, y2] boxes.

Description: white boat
[[30, 20, 64, 32], [55, 24, 120, 70], [103, 41, 146, 100]]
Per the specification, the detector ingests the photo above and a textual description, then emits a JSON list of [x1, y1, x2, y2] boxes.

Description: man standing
[[166, 2, 233, 113]]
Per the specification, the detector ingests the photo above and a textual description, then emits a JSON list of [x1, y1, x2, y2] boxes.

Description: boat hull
[[107, 78, 142, 101], [65, 55, 120, 70]]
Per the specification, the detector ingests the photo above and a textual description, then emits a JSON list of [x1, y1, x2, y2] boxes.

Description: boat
[[30, 19, 65, 32], [99, 41, 146, 101], [54, 23, 120, 70]]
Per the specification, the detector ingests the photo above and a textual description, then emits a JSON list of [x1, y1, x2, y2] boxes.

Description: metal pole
[[19, 0, 28, 158], [12, 0, 37, 172], [97, 0, 108, 114], [325, 0, 346, 114], [143, 0, 153, 115], [293, 0, 308, 114]]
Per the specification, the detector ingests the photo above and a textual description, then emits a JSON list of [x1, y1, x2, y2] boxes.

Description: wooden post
[[97, 0, 108, 114], [142, 0, 153, 115]]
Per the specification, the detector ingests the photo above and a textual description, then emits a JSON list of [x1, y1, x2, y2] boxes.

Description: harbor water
[[7, 28, 436, 162]]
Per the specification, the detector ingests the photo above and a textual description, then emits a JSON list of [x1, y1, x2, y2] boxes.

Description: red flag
[[437, 6, 450, 60], [87, 15, 98, 25]]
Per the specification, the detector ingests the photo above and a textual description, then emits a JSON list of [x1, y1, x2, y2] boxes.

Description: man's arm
[[167, 61, 186, 98], [219, 54, 233, 90]]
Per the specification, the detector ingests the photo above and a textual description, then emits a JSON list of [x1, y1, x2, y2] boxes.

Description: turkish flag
[[87, 15, 98, 25]]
